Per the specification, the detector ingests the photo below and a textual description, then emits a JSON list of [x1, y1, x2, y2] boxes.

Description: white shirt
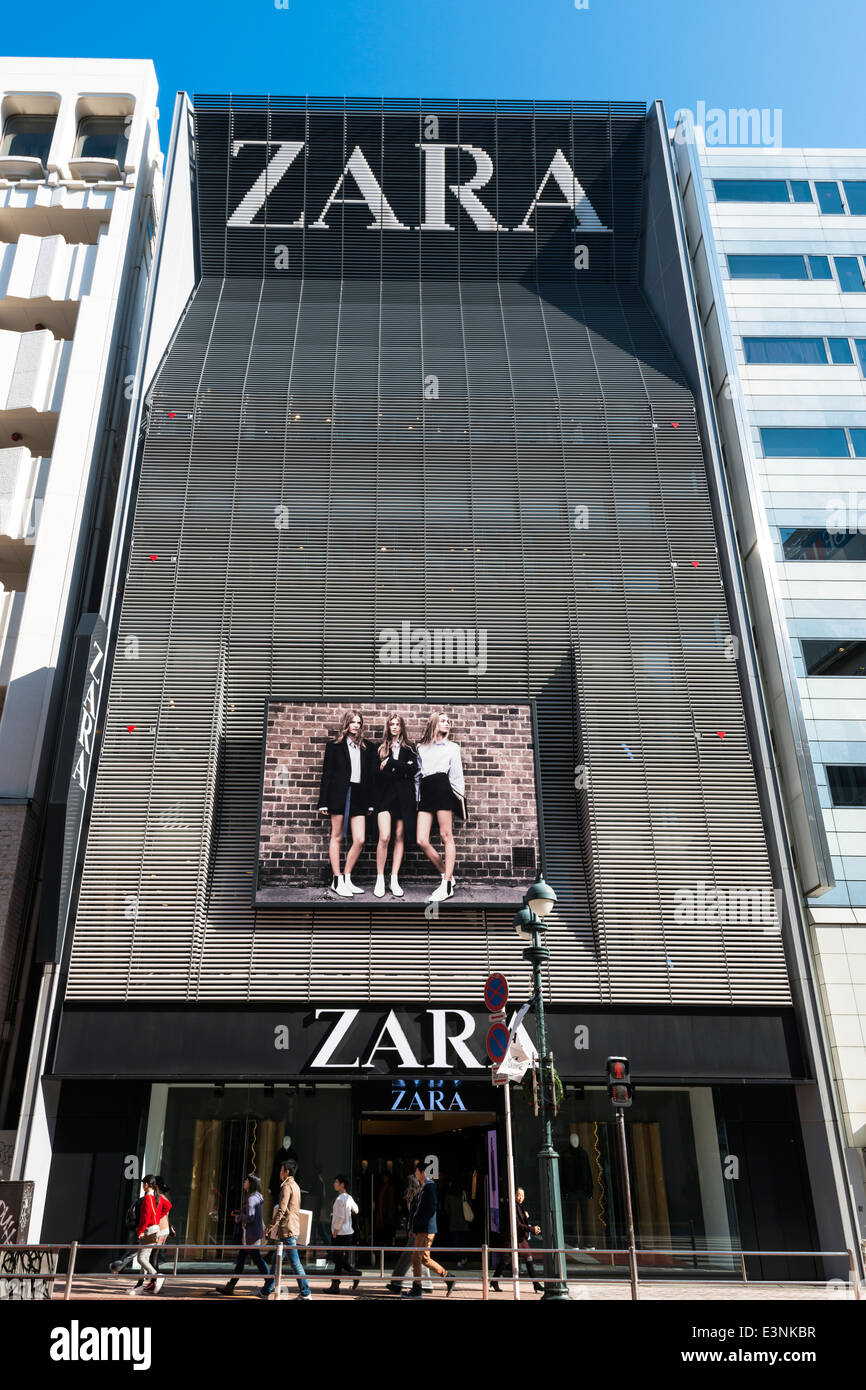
[[416, 738, 465, 796], [331, 1191, 359, 1235], [391, 739, 401, 758], [346, 738, 361, 784]]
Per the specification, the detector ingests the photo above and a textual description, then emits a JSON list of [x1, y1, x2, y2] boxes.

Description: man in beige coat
[[259, 1160, 313, 1299]]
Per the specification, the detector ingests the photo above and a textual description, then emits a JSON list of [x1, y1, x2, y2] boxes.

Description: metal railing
[[0, 1241, 860, 1301]]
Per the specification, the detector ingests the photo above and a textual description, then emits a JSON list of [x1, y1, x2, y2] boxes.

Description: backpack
[[125, 1196, 142, 1232]]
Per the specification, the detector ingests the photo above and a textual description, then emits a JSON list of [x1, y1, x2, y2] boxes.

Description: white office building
[[0, 58, 164, 1127], [674, 130, 866, 1234]]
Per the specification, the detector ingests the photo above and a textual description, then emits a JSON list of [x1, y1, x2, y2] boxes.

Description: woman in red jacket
[[131, 1175, 171, 1296]]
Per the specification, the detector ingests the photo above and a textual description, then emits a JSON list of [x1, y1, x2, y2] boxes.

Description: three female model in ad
[[318, 710, 465, 902]]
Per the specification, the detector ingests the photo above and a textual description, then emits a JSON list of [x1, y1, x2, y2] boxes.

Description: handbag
[[461, 1191, 474, 1223]]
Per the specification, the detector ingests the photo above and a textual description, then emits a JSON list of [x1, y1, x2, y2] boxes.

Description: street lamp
[[512, 875, 571, 1301]]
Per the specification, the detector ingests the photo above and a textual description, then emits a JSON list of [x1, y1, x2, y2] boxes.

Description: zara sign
[[228, 140, 611, 234]]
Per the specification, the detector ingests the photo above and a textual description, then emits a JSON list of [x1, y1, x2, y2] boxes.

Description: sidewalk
[[51, 1276, 857, 1301]]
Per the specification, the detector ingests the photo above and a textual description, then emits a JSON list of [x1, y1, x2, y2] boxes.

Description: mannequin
[[269, 1133, 300, 1203], [567, 1131, 594, 1248]]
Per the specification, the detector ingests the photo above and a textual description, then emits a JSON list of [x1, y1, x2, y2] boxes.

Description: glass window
[[815, 181, 844, 214], [807, 255, 832, 279], [855, 341, 866, 376], [827, 337, 854, 364], [850, 429, 866, 457], [827, 765, 866, 807], [743, 337, 827, 365], [842, 181, 866, 215], [728, 254, 808, 280], [789, 180, 813, 203], [761, 427, 849, 457], [74, 115, 128, 164], [835, 256, 866, 292], [781, 526, 866, 561], [802, 640, 866, 676], [713, 179, 790, 202], [0, 114, 54, 163]]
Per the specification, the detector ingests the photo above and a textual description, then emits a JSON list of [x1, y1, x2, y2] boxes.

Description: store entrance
[[355, 1109, 497, 1257]]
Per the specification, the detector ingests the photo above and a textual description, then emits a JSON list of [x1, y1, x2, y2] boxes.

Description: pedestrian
[[259, 1159, 313, 1300], [110, 1181, 145, 1276], [404, 1161, 456, 1298], [127, 1174, 171, 1296], [327, 1174, 360, 1293], [385, 1160, 422, 1294], [218, 1174, 269, 1294], [490, 1186, 544, 1294]]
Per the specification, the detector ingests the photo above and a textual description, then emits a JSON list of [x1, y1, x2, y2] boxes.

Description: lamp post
[[513, 876, 571, 1301]]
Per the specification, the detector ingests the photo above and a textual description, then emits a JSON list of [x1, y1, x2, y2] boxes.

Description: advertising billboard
[[256, 699, 542, 907]]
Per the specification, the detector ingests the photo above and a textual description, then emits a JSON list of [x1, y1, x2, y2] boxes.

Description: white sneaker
[[345, 876, 364, 895], [153, 1277, 165, 1293], [374, 875, 386, 898], [427, 877, 455, 903], [390, 875, 404, 897]]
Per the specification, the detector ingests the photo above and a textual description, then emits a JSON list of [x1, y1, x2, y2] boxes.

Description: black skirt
[[419, 771, 457, 814]]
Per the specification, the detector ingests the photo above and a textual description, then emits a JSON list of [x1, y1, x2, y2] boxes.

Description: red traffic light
[[606, 1055, 633, 1107]]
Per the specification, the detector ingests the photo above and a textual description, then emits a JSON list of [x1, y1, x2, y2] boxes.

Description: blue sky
[[6, 0, 864, 152]]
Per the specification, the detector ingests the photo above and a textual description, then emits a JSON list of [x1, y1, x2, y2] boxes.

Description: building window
[[714, 179, 790, 202], [0, 113, 55, 164], [855, 341, 866, 376], [761, 427, 849, 457], [789, 180, 813, 203], [802, 640, 866, 676], [827, 337, 854, 364], [842, 181, 866, 215], [850, 429, 866, 457], [728, 254, 809, 280], [834, 256, 866, 292], [807, 255, 832, 279], [743, 337, 827, 365], [827, 765, 866, 807], [815, 181, 845, 214], [73, 115, 128, 165], [781, 526, 866, 561]]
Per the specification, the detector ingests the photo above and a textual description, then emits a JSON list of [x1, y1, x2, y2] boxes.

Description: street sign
[[486, 1021, 510, 1063], [491, 1069, 509, 1086], [484, 973, 508, 1012]]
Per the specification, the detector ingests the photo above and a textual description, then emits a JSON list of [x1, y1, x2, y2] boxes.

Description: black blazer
[[318, 737, 376, 814]]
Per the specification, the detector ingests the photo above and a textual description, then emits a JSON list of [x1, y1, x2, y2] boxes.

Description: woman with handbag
[[415, 712, 465, 903], [128, 1175, 171, 1296], [218, 1174, 269, 1294]]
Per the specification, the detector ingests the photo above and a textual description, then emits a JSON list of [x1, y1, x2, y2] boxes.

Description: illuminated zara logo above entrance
[[228, 141, 611, 234], [390, 1079, 466, 1112]]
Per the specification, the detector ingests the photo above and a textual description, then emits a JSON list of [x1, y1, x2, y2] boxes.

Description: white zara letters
[[227, 141, 610, 233]]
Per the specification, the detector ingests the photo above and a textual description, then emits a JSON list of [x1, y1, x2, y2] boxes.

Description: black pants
[[493, 1242, 538, 1279], [227, 1246, 270, 1288], [332, 1241, 359, 1278]]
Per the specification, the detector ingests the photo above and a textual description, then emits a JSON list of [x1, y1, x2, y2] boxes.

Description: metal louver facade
[[64, 97, 789, 1007]]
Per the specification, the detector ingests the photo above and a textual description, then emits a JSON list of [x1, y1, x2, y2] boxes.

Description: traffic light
[[606, 1055, 633, 1107]]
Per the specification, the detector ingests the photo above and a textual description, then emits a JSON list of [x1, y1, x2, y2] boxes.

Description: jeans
[[136, 1239, 160, 1280], [261, 1237, 311, 1297]]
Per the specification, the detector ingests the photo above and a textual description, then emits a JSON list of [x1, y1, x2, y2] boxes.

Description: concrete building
[[10, 92, 860, 1286], [673, 128, 866, 1241], [0, 58, 165, 1148]]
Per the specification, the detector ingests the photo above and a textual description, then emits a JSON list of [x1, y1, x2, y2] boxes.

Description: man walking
[[260, 1159, 313, 1300], [386, 1160, 422, 1295], [327, 1173, 361, 1294], [404, 1161, 456, 1299]]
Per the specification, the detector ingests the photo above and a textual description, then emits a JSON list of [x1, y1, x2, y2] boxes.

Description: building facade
[[15, 95, 861, 1279], [0, 58, 165, 1156], [674, 130, 866, 1238]]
